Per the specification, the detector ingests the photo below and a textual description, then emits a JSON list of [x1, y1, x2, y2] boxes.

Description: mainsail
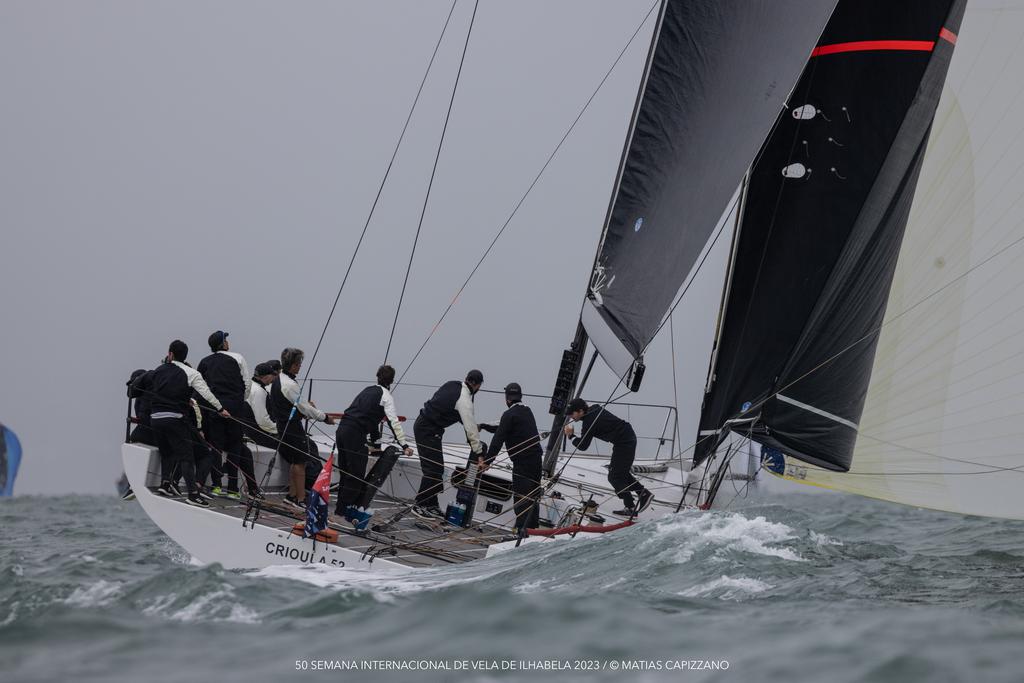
[[754, 1, 1024, 520], [696, 0, 966, 473], [580, 0, 838, 385]]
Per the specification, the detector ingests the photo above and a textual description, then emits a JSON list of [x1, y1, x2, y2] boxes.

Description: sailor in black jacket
[[197, 330, 251, 498], [413, 369, 487, 514], [148, 339, 228, 507], [334, 365, 412, 517], [483, 383, 543, 531], [563, 398, 653, 516]]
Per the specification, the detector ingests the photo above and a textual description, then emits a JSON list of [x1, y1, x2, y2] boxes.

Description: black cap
[[253, 362, 276, 377], [567, 397, 588, 414], [504, 382, 523, 400], [208, 330, 229, 351], [127, 368, 147, 385], [465, 369, 484, 385], [266, 360, 282, 373]]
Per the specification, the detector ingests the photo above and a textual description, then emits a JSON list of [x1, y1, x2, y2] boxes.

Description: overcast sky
[[1, 0, 738, 495]]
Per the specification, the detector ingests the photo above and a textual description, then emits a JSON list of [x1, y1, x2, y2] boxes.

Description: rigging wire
[[394, 0, 662, 387], [295, 0, 458, 389], [384, 0, 480, 364]]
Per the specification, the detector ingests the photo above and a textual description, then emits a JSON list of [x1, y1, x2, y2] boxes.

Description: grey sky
[[1, 0, 734, 495]]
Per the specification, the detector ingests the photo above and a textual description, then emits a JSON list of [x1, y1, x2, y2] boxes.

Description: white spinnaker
[[775, 2, 1024, 519]]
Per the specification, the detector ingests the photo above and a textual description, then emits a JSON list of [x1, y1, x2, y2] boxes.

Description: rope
[[394, 0, 662, 387], [384, 0, 480, 363]]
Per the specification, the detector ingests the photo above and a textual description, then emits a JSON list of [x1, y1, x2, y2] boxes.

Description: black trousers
[[275, 421, 322, 492], [205, 412, 243, 490], [191, 429, 216, 487], [414, 417, 445, 508], [335, 422, 368, 512], [607, 438, 643, 505], [129, 423, 157, 447], [152, 417, 196, 494], [512, 461, 542, 532]]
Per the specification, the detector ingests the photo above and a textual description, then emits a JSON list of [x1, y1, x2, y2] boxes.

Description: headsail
[[1, 422, 22, 497], [581, 0, 838, 385], [758, 1, 1024, 520], [696, 0, 966, 472]]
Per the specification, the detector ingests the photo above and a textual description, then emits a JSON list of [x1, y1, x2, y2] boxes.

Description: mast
[[542, 0, 669, 478]]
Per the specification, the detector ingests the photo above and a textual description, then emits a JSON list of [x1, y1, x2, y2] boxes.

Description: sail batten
[[581, 0, 838, 384], [696, 0, 967, 473]]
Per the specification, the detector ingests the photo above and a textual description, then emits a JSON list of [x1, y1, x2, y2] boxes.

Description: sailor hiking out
[[413, 369, 487, 517], [563, 398, 653, 517], [333, 365, 413, 524], [269, 347, 335, 509], [482, 383, 543, 532]]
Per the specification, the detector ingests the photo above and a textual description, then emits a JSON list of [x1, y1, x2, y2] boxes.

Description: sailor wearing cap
[[333, 365, 413, 521], [197, 330, 251, 499], [245, 361, 281, 444], [482, 383, 543, 532], [412, 369, 487, 517]]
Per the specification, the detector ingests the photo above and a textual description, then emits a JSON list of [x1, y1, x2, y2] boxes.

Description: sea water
[[2, 492, 1023, 682]]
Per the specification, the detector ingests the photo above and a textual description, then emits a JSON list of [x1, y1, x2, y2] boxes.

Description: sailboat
[[122, 0, 1023, 571]]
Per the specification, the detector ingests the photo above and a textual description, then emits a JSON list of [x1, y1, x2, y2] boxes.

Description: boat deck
[[150, 487, 518, 569]]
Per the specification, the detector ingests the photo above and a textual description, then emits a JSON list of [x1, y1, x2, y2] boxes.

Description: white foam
[[141, 584, 260, 624], [252, 561, 499, 601], [1, 601, 19, 626], [653, 511, 805, 562], [65, 580, 123, 607], [679, 575, 773, 601], [810, 531, 843, 547]]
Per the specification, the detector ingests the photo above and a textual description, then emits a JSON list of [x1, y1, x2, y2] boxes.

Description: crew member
[[127, 369, 156, 446], [333, 365, 413, 518], [413, 369, 487, 516], [149, 339, 228, 507], [244, 361, 280, 448], [563, 398, 653, 516], [269, 347, 334, 509], [483, 383, 543, 532], [197, 330, 251, 499]]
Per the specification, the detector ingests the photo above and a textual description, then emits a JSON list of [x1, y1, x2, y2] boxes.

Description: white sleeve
[[181, 363, 223, 410], [190, 399, 203, 429], [380, 388, 407, 446], [456, 385, 483, 454], [283, 377, 326, 422], [239, 355, 251, 402], [250, 384, 277, 433]]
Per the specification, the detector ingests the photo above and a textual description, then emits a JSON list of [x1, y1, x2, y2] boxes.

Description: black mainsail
[[580, 0, 838, 386], [695, 0, 967, 472]]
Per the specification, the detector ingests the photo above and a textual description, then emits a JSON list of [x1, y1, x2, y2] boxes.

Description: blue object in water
[[761, 445, 786, 475], [0, 422, 23, 497]]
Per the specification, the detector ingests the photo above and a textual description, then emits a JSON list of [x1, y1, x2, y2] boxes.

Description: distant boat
[[1, 422, 22, 497]]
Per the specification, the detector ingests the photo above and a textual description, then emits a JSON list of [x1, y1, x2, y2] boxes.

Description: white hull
[[123, 436, 738, 571]]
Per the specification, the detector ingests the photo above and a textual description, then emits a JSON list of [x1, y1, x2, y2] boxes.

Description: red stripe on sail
[[811, 40, 936, 58], [939, 28, 958, 45]]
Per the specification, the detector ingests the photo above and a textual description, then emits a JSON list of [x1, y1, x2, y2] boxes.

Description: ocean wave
[[64, 579, 123, 607], [647, 510, 804, 563], [678, 575, 773, 601]]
